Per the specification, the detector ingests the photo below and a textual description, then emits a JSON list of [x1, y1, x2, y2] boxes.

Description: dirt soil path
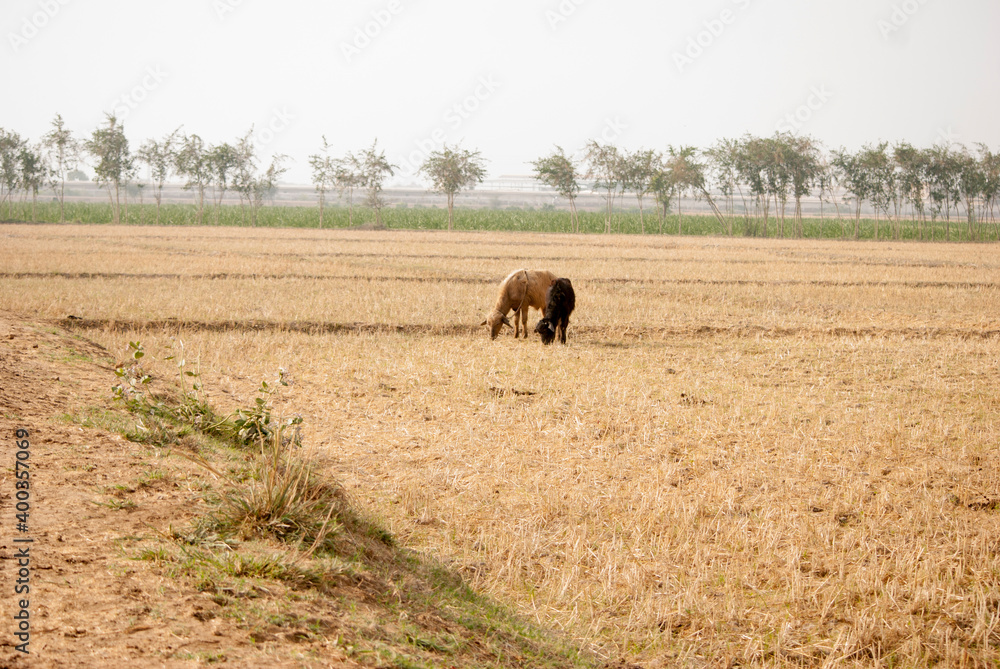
[[0, 314, 362, 668]]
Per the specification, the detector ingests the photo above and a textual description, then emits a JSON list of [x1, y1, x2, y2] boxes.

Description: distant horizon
[[28, 122, 997, 191], [25, 172, 968, 221]]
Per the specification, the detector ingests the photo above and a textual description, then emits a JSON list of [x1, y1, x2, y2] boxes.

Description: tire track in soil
[[79, 250, 1000, 270], [57, 317, 1000, 342], [5, 272, 998, 291]]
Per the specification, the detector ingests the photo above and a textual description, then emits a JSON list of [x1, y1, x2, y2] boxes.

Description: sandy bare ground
[[0, 315, 295, 667], [0, 314, 587, 668]]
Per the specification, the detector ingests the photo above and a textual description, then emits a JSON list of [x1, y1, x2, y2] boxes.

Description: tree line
[[1, 113, 998, 241], [533, 136, 1000, 241], [0, 113, 469, 231], [1, 113, 294, 227], [306, 136, 481, 230]]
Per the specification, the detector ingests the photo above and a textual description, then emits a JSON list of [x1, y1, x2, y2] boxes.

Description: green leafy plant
[[230, 375, 303, 448], [111, 340, 151, 407], [111, 340, 301, 449]]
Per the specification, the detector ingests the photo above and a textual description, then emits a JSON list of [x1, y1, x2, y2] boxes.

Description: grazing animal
[[481, 269, 558, 340], [534, 277, 575, 345]]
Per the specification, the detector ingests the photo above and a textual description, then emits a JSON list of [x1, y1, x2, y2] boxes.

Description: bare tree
[[585, 140, 622, 233], [785, 134, 823, 237], [956, 148, 986, 240], [665, 146, 695, 235], [831, 148, 868, 240], [18, 144, 48, 222], [858, 142, 895, 240], [232, 128, 287, 227], [84, 114, 135, 225], [0, 128, 25, 218], [138, 129, 179, 225], [207, 141, 238, 225], [42, 114, 79, 222], [623, 149, 659, 234], [308, 136, 337, 228], [977, 143, 1000, 236], [419, 143, 487, 231], [174, 133, 211, 225], [333, 151, 363, 227], [817, 156, 847, 236], [664, 145, 726, 235], [648, 165, 675, 234], [733, 136, 771, 237], [359, 139, 395, 227], [893, 142, 928, 240], [531, 146, 582, 232], [251, 158, 287, 226], [705, 138, 741, 235], [925, 145, 964, 240]]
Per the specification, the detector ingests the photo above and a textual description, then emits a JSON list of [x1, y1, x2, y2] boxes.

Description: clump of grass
[[135, 468, 171, 489], [95, 498, 138, 511], [185, 548, 334, 590], [124, 412, 189, 446], [135, 547, 171, 563], [195, 429, 346, 554]]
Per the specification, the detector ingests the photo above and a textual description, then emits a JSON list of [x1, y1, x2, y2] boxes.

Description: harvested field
[[2, 223, 999, 667]]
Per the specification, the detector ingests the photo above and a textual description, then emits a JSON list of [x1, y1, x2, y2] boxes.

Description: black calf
[[534, 277, 575, 345]]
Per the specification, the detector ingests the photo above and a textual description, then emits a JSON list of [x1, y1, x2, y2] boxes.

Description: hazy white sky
[[2, 0, 998, 185]]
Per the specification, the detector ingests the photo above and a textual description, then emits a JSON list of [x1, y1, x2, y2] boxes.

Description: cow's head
[[534, 318, 556, 345], [481, 312, 513, 340]]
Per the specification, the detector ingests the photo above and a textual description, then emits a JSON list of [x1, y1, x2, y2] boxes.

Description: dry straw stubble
[[3, 224, 999, 666]]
